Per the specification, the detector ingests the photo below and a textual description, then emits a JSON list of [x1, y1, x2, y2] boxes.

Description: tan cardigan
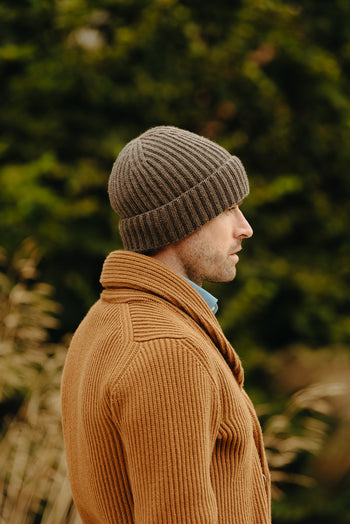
[[61, 251, 271, 523]]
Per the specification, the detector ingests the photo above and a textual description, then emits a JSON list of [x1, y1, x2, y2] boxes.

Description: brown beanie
[[108, 126, 249, 252]]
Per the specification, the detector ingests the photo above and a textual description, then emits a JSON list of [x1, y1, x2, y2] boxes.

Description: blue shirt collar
[[182, 277, 218, 315]]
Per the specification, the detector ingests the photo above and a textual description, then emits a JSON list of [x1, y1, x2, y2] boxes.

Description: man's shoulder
[[126, 297, 200, 343]]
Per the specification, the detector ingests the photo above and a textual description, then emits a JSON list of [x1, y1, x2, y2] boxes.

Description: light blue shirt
[[183, 277, 218, 315]]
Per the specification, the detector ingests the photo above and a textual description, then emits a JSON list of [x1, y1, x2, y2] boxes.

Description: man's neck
[[151, 246, 203, 287]]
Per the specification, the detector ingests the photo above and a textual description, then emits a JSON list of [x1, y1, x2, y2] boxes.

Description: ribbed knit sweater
[[61, 251, 271, 523]]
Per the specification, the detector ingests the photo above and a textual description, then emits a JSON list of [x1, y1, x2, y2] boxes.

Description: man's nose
[[236, 209, 253, 239]]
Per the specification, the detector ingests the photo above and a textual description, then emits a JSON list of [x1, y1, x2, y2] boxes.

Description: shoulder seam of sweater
[[109, 338, 222, 437], [110, 336, 220, 399]]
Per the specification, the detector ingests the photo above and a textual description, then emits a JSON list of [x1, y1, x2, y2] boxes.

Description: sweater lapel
[[100, 250, 244, 386]]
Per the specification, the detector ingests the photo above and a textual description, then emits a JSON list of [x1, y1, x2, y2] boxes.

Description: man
[[61, 126, 271, 523]]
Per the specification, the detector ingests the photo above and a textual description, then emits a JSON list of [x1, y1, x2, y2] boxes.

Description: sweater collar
[[100, 251, 244, 385]]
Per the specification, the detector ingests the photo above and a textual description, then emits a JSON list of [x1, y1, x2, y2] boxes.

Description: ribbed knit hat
[[108, 126, 249, 252]]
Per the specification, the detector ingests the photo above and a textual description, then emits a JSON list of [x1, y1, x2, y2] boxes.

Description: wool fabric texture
[[61, 251, 271, 523], [108, 126, 250, 252]]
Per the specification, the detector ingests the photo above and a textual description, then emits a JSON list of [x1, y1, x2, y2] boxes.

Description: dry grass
[[268, 344, 350, 493], [0, 240, 80, 523], [262, 380, 348, 499], [0, 354, 80, 523]]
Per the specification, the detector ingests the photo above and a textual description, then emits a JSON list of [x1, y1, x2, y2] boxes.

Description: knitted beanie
[[108, 126, 249, 252]]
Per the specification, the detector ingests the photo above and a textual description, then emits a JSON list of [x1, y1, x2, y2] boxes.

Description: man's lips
[[229, 248, 242, 261]]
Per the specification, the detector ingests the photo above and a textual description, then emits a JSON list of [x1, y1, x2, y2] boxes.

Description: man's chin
[[207, 270, 237, 284]]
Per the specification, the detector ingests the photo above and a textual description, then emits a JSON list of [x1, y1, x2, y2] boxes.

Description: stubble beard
[[181, 247, 238, 286]]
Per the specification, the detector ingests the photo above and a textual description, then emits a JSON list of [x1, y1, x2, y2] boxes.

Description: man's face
[[173, 204, 253, 286]]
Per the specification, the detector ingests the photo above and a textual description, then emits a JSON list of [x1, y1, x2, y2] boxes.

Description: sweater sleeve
[[112, 337, 221, 523]]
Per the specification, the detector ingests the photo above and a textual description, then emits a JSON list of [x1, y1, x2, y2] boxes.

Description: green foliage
[[1, 0, 350, 521]]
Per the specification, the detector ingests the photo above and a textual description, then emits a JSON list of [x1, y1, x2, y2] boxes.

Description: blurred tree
[[1, 0, 350, 521]]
